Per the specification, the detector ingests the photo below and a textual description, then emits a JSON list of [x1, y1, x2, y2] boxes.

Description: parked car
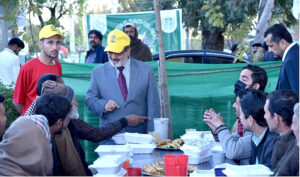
[[152, 50, 249, 64]]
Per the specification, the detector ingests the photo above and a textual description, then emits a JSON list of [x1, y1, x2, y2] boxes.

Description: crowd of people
[[203, 23, 299, 176], [0, 21, 298, 176], [85, 22, 153, 64]]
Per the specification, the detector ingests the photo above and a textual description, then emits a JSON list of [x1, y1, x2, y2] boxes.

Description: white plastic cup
[[153, 118, 169, 141], [212, 151, 225, 166], [211, 143, 225, 166]]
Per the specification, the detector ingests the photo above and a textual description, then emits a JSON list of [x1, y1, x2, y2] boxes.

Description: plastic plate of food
[[142, 161, 165, 176], [142, 161, 198, 176], [155, 139, 184, 150]]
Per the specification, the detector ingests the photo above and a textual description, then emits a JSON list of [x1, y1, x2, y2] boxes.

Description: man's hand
[[203, 108, 225, 131], [104, 100, 120, 112], [125, 114, 149, 126]]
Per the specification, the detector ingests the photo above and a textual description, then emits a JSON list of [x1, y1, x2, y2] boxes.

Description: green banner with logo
[[86, 9, 183, 55]]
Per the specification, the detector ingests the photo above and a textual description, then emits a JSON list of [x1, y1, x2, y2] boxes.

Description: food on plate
[[188, 166, 198, 173], [142, 161, 198, 175], [155, 139, 172, 147], [142, 161, 165, 175], [155, 138, 184, 149]]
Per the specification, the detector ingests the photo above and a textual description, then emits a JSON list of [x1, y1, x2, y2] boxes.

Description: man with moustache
[[123, 23, 153, 62], [86, 29, 160, 144], [85, 30, 108, 63], [13, 25, 63, 115]]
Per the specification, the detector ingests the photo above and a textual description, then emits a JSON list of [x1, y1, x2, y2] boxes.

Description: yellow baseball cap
[[39, 25, 64, 40], [104, 29, 130, 53]]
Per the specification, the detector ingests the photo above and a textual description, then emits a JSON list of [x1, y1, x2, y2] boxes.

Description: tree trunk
[[254, 0, 274, 44], [202, 29, 224, 51], [153, 0, 173, 139], [258, 0, 268, 21]]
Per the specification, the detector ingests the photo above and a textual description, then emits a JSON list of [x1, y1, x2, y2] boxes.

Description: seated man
[[0, 93, 71, 176], [274, 103, 300, 176], [203, 88, 252, 164], [239, 89, 277, 167], [203, 65, 268, 164], [264, 90, 299, 175], [0, 93, 7, 138], [27, 75, 149, 175]]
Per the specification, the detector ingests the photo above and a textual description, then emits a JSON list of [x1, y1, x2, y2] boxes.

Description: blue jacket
[[276, 43, 299, 94], [85, 44, 108, 64]]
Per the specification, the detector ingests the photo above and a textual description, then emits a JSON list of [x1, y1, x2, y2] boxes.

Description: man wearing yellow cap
[[86, 29, 160, 144], [13, 25, 64, 115]]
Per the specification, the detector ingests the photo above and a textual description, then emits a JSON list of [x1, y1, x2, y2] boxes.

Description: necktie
[[117, 66, 128, 101]]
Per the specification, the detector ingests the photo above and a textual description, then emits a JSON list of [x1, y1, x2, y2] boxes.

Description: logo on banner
[[116, 18, 156, 48], [161, 10, 177, 33]]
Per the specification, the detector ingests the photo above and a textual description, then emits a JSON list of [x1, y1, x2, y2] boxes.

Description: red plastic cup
[[178, 154, 188, 166], [127, 167, 142, 176], [177, 155, 188, 176], [164, 154, 177, 176]]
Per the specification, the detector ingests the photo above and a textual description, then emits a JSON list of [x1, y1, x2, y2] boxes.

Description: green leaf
[[218, 12, 224, 18], [13, 26, 18, 35], [208, 15, 215, 24], [215, 5, 221, 10], [201, 5, 210, 10], [23, 33, 30, 43], [17, 32, 24, 36], [205, 11, 211, 17], [11, 8, 17, 16], [8, 25, 14, 30]]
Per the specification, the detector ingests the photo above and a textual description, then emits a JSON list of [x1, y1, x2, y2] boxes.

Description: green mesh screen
[[61, 61, 281, 164]]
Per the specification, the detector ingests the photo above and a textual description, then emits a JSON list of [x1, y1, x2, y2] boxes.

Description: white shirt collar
[[282, 42, 296, 61], [4, 48, 17, 56]]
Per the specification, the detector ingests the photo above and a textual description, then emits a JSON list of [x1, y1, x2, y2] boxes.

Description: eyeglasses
[[124, 30, 135, 35]]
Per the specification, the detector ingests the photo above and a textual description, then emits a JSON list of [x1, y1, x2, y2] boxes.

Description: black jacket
[[249, 128, 278, 168]]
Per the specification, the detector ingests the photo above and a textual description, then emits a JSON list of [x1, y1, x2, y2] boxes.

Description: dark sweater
[[271, 130, 298, 175], [249, 128, 278, 168]]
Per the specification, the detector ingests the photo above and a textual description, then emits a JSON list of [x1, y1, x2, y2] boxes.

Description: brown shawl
[[0, 117, 53, 176], [54, 128, 86, 176]]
